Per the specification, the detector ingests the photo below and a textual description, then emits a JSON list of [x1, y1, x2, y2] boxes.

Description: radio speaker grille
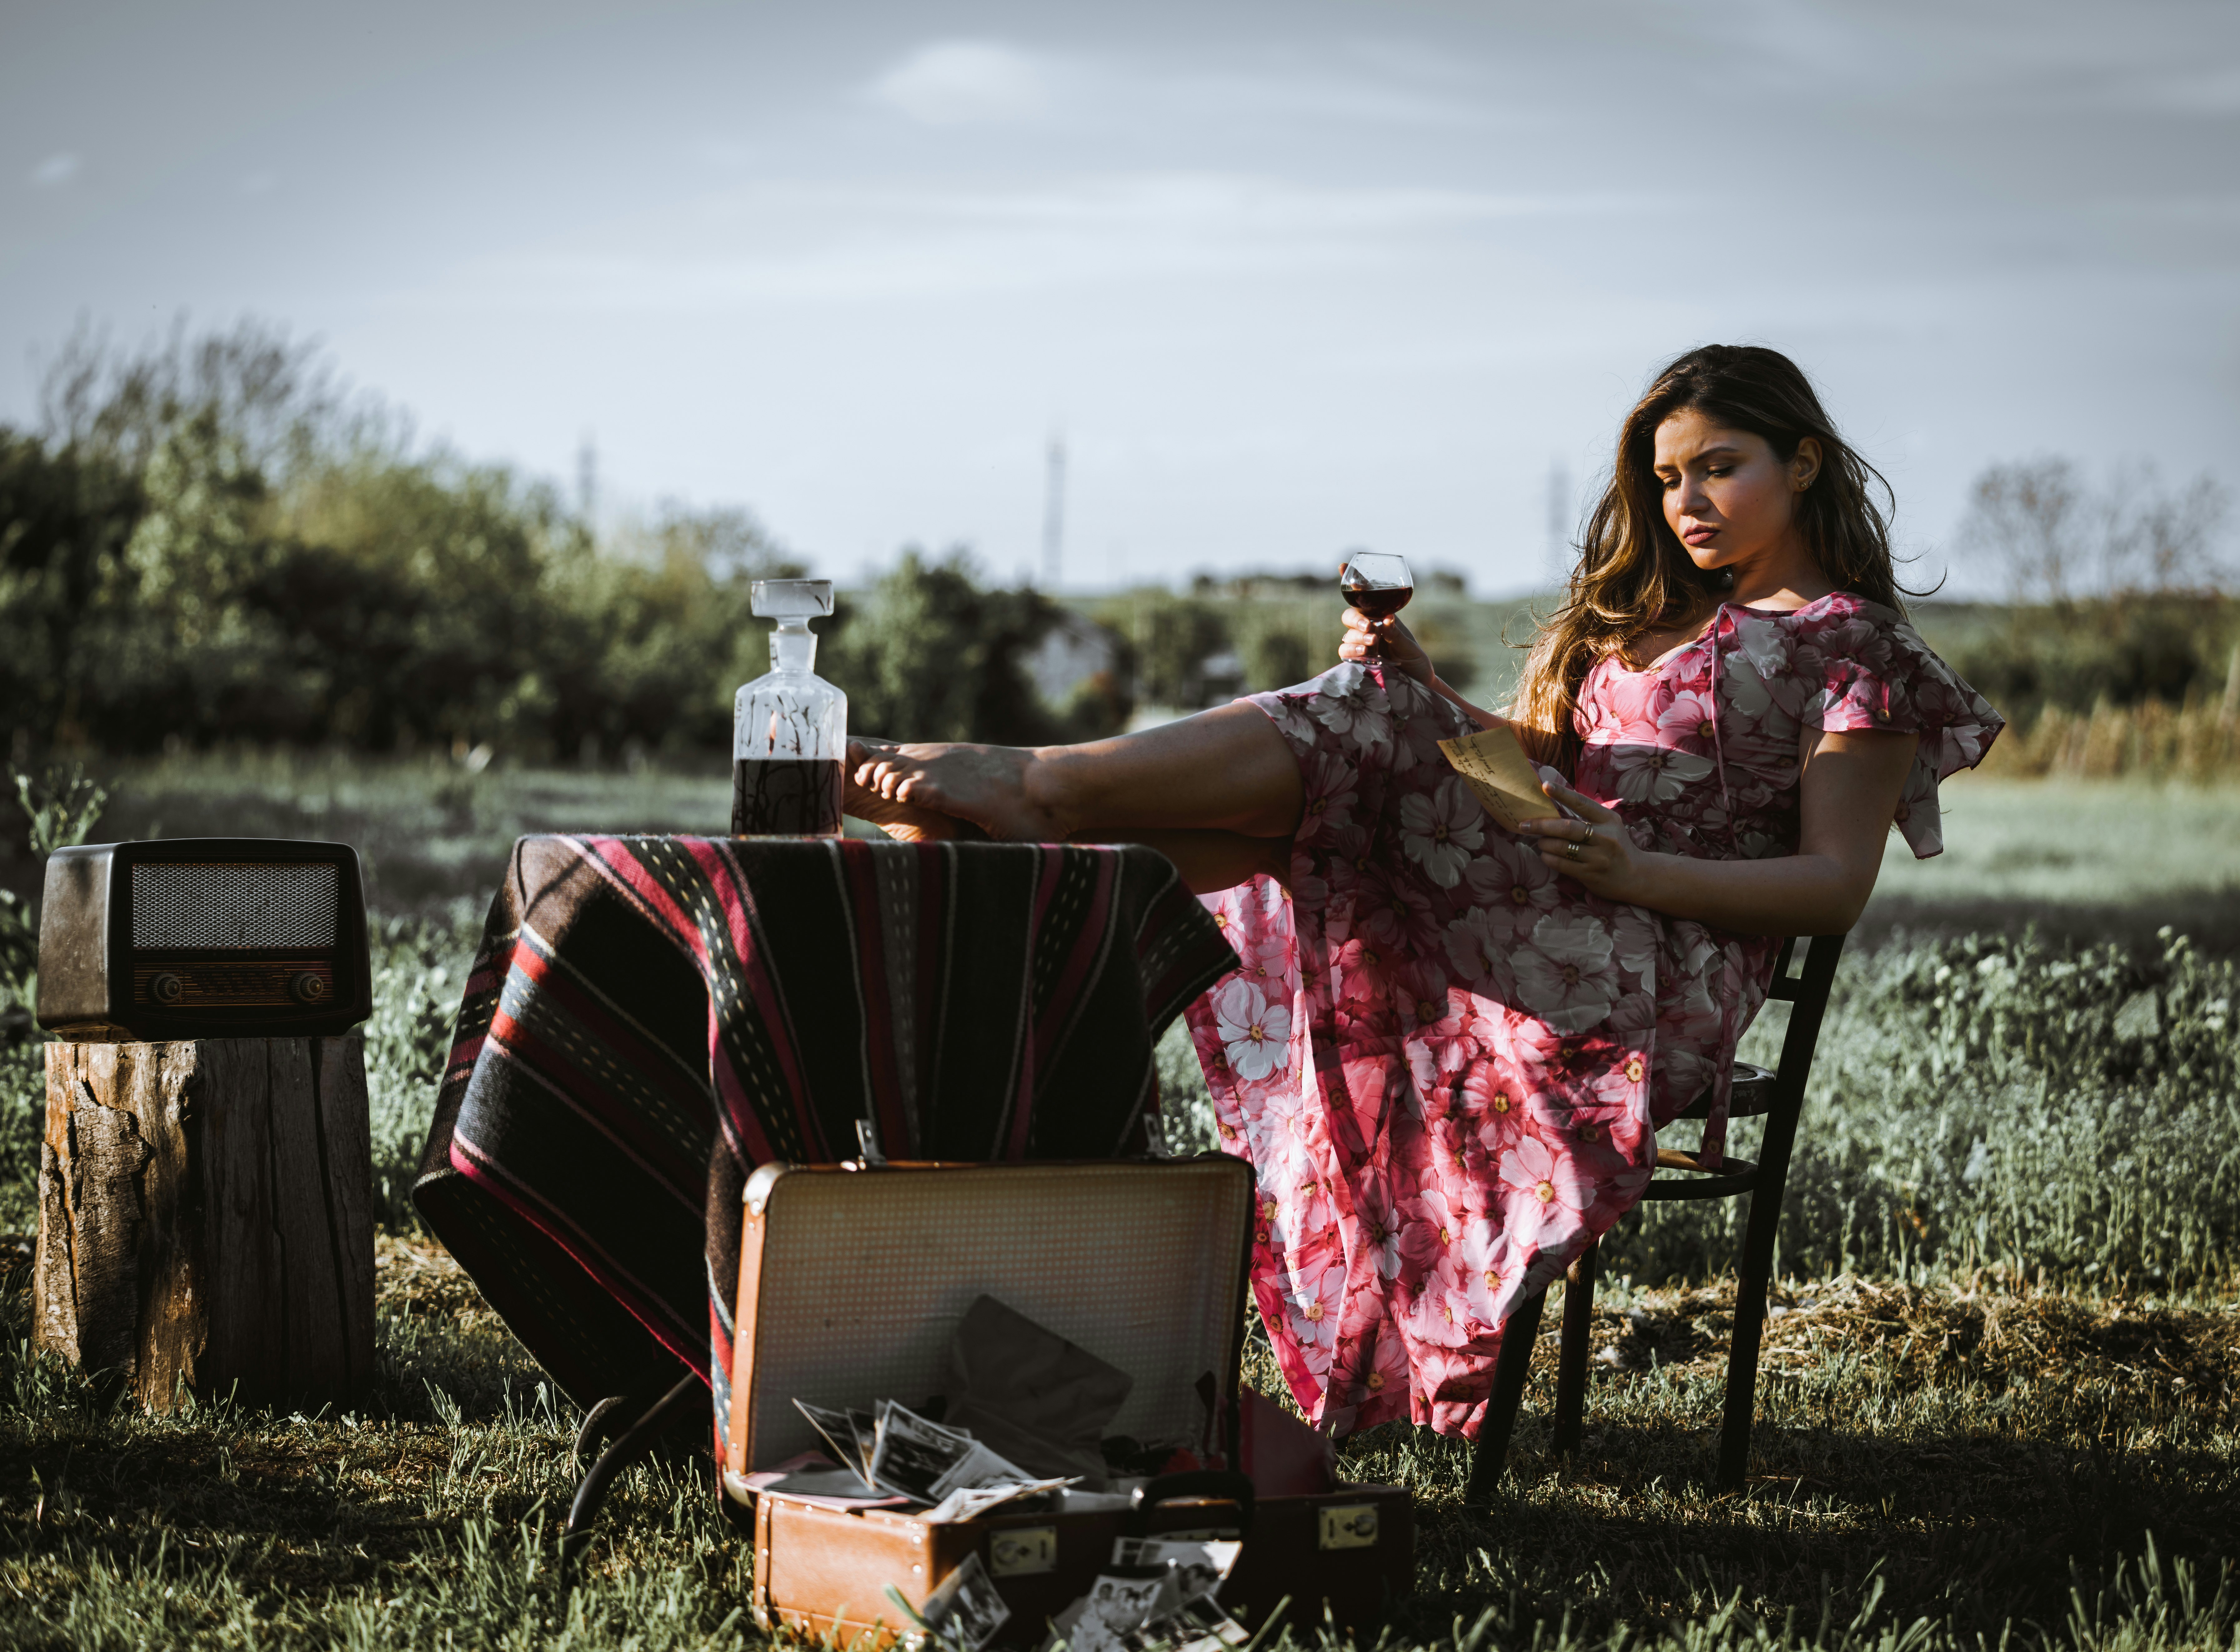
[[132, 862, 339, 949]]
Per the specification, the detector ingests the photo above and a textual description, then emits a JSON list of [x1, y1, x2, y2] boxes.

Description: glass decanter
[[731, 579, 847, 838]]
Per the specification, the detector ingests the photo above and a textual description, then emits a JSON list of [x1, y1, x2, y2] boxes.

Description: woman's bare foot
[[848, 738, 1064, 842], [842, 773, 986, 843]]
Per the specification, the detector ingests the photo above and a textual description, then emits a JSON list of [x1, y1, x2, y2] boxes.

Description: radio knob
[[150, 972, 185, 1005], [290, 972, 329, 1005]]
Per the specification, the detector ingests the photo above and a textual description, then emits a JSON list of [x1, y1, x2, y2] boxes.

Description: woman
[[848, 345, 2002, 1438]]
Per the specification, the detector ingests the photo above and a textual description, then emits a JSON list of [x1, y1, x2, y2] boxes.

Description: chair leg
[[1552, 1238, 1597, 1455], [562, 1371, 704, 1575], [1465, 1285, 1546, 1507], [1717, 1190, 1780, 1492]]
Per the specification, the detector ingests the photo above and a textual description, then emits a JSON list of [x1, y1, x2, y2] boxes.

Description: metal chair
[[1466, 932, 1848, 1500]]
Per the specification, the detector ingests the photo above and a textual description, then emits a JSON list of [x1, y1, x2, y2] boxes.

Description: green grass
[[4, 758, 2240, 1648], [1863, 774, 2240, 955], [64, 749, 741, 924], [21, 749, 2236, 952]]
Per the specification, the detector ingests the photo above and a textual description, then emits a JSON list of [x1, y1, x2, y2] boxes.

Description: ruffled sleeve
[[1796, 600, 2005, 858]]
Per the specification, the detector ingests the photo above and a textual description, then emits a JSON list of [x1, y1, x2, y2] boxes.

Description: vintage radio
[[36, 839, 372, 1039]]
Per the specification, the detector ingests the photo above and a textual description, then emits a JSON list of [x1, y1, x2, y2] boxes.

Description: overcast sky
[[3, 0, 2235, 594]]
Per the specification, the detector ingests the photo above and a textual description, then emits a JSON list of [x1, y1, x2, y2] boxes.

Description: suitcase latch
[[988, 1526, 1058, 1577], [1317, 1504, 1379, 1550]]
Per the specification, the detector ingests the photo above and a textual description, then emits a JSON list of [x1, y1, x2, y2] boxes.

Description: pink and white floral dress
[[1181, 592, 2002, 1438]]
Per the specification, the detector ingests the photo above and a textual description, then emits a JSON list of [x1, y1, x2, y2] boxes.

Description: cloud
[[29, 152, 81, 188], [866, 40, 1050, 126], [391, 173, 1656, 316], [1167, 52, 1501, 134], [2128, 65, 2240, 115]]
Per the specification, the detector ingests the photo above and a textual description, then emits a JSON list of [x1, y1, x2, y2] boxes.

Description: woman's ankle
[[1021, 746, 1082, 840]]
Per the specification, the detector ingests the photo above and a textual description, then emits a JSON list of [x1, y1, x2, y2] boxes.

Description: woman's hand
[[1339, 607, 1434, 685], [1517, 782, 1648, 902]]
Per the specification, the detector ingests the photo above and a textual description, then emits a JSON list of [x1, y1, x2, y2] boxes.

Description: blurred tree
[[1410, 610, 1478, 693], [0, 317, 1123, 758], [105, 410, 311, 741], [0, 433, 141, 749], [562, 501, 802, 755], [39, 316, 340, 483], [1240, 619, 1313, 691], [823, 548, 1087, 745], [1962, 458, 2230, 610], [1950, 457, 2234, 718], [1093, 589, 1231, 709], [273, 446, 563, 751]]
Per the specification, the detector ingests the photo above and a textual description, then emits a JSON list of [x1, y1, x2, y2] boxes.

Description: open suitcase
[[720, 1157, 1415, 1646]]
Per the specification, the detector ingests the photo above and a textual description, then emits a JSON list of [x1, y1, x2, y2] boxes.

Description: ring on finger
[[1564, 839, 1584, 862]]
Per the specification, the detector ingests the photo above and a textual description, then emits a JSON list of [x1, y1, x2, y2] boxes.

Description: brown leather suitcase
[[721, 1159, 1415, 1647]]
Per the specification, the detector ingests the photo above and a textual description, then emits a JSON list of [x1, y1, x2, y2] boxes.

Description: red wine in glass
[[1340, 552, 1414, 618]]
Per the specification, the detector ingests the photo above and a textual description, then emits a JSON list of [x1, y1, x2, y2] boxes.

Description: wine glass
[[1340, 551, 1414, 619]]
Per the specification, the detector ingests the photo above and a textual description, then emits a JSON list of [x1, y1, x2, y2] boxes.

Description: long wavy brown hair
[[1508, 344, 1915, 767]]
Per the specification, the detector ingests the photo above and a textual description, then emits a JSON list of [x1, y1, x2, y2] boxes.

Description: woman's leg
[[1096, 828, 1292, 894], [848, 701, 1304, 845], [844, 740, 1287, 890]]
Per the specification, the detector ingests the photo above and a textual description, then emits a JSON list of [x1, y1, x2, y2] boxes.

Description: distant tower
[[1041, 433, 1067, 591], [1545, 459, 1572, 589], [576, 431, 599, 526]]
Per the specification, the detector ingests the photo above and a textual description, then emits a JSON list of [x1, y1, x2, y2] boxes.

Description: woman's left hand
[[1517, 782, 1647, 901]]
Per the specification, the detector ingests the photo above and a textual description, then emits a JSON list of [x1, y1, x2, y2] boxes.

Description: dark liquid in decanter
[[731, 757, 844, 837], [1342, 581, 1413, 619]]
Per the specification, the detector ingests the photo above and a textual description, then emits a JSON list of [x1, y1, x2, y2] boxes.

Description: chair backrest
[[1754, 931, 1847, 1159]]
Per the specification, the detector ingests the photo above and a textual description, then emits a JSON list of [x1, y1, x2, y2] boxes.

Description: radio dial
[[150, 972, 185, 1005], [290, 972, 330, 1005]]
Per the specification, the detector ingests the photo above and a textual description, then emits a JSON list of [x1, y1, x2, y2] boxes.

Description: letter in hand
[[1517, 780, 1634, 890], [1438, 726, 1574, 833], [1516, 779, 1617, 841]]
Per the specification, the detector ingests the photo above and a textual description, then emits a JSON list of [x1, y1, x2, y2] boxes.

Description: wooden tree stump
[[34, 1036, 377, 1412]]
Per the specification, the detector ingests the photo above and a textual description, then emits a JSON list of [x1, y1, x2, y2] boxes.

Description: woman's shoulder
[[1728, 590, 1976, 727], [1760, 590, 1927, 659], [1757, 589, 1894, 626], [1772, 591, 2001, 740]]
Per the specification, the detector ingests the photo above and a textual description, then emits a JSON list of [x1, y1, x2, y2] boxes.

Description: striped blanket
[[412, 834, 1236, 1456]]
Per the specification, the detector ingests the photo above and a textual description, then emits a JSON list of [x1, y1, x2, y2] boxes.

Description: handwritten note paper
[[1437, 726, 1559, 833]]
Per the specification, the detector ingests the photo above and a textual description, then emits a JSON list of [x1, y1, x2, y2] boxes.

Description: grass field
[[1864, 773, 2240, 955], [2, 756, 2238, 1650], [5, 1240, 2236, 1650], [19, 752, 2240, 950]]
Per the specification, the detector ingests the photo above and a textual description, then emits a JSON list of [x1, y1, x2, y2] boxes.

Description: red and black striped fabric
[[412, 834, 1236, 1453]]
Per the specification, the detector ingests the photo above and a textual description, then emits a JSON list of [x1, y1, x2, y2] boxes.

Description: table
[[412, 834, 1237, 1458]]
